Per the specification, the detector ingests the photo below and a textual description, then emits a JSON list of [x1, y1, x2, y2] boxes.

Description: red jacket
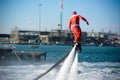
[[68, 14, 88, 31]]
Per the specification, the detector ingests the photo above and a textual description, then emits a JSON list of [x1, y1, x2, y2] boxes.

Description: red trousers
[[72, 26, 82, 42]]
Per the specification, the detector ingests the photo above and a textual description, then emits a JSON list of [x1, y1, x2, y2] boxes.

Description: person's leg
[[73, 26, 81, 43], [73, 27, 82, 52]]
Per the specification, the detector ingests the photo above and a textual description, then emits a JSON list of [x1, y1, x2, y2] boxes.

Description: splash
[[68, 52, 78, 80], [55, 44, 77, 80]]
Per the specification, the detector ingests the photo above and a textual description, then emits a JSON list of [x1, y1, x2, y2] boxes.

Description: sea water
[[0, 44, 120, 80]]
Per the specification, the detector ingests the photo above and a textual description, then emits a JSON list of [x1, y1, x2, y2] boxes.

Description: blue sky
[[0, 0, 120, 34]]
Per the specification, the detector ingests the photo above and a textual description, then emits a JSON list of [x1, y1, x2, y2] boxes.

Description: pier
[[15, 51, 47, 60], [0, 45, 15, 57], [0, 44, 47, 61], [0, 48, 13, 53]]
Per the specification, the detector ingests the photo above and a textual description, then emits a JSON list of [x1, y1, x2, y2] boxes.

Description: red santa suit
[[68, 11, 89, 43]]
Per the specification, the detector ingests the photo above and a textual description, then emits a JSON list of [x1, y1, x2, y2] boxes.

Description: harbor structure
[[0, 27, 120, 46], [10, 28, 41, 44]]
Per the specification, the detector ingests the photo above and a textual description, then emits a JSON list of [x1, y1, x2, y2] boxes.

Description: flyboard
[[33, 43, 79, 80]]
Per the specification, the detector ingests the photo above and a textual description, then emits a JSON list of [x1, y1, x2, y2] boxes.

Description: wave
[[0, 62, 120, 80]]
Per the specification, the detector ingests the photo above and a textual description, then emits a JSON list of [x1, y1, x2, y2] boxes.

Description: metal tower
[[60, 0, 63, 30]]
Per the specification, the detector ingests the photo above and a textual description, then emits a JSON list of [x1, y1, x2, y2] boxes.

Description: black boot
[[75, 42, 82, 53]]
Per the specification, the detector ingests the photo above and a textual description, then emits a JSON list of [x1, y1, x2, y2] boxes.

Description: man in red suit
[[68, 11, 89, 51]]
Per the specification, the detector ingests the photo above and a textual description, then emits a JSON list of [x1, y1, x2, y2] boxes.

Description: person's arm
[[68, 20, 72, 32], [79, 15, 89, 25]]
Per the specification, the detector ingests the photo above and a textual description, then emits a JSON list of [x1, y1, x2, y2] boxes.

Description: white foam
[[77, 62, 120, 80], [0, 62, 120, 80], [79, 62, 120, 68]]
